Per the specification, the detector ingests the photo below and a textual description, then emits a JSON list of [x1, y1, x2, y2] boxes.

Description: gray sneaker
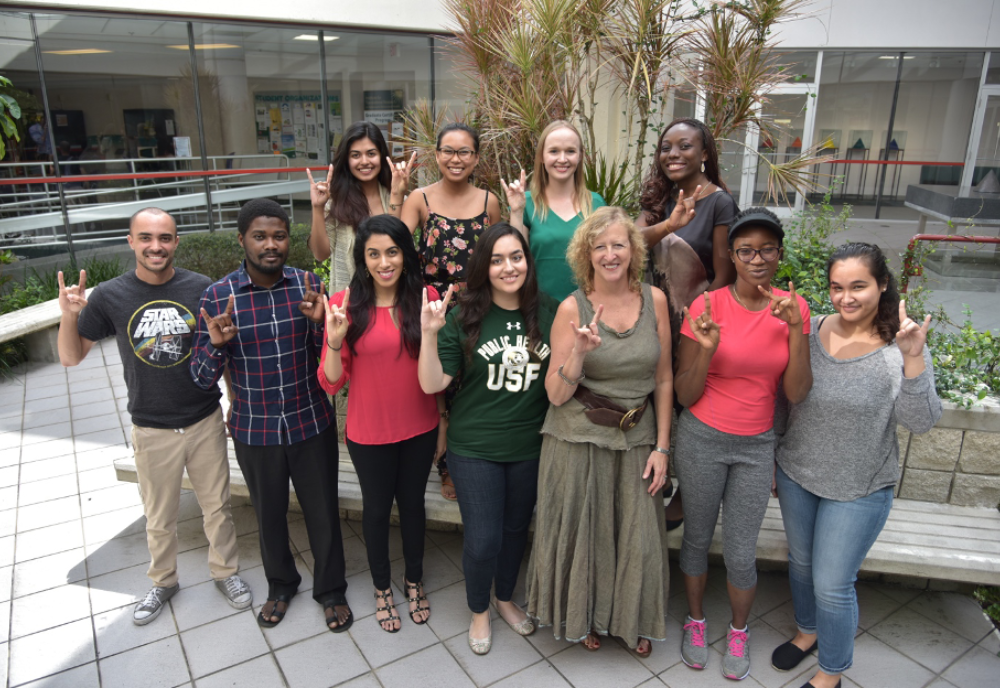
[[681, 617, 709, 669], [722, 626, 751, 680], [215, 574, 253, 609], [133, 584, 179, 625]]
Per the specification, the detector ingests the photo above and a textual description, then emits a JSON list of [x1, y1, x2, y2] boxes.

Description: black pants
[[233, 423, 346, 604], [347, 428, 436, 590]]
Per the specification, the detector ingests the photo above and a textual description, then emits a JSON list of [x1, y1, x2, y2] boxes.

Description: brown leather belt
[[573, 384, 649, 431]]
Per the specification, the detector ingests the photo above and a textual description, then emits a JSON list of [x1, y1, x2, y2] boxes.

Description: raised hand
[[500, 168, 528, 215], [57, 269, 88, 315], [388, 151, 417, 199], [421, 284, 454, 334], [759, 281, 803, 327], [642, 450, 668, 496], [200, 293, 238, 348], [299, 282, 326, 323], [667, 185, 701, 233], [307, 165, 333, 209], [896, 299, 931, 358], [683, 291, 720, 351], [325, 287, 350, 348], [570, 304, 603, 355]]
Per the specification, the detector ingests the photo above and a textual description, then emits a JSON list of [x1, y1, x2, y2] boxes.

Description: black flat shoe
[[800, 681, 839, 688], [665, 517, 684, 531], [256, 593, 294, 628], [772, 639, 818, 671], [324, 596, 354, 633]]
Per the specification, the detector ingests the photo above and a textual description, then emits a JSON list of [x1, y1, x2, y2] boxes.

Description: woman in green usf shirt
[[418, 222, 557, 656]]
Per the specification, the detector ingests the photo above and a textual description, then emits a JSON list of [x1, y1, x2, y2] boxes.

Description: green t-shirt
[[438, 296, 558, 462], [526, 191, 606, 302]]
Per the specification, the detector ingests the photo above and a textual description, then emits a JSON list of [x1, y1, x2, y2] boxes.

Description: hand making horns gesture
[[201, 293, 238, 348], [388, 151, 417, 199], [683, 291, 720, 352], [299, 281, 326, 323], [421, 284, 455, 334], [325, 287, 350, 349], [667, 184, 701, 234], [570, 304, 603, 355], [758, 281, 803, 327], [500, 168, 528, 215], [895, 299, 931, 358], [306, 165, 332, 209], [57, 269, 88, 315]]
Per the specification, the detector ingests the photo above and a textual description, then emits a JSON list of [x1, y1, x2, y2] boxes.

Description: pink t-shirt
[[318, 288, 440, 445], [680, 287, 810, 436]]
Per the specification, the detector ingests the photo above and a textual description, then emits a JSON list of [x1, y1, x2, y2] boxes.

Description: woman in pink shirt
[[673, 207, 812, 680], [319, 215, 443, 633]]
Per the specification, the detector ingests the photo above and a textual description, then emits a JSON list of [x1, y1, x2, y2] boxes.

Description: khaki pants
[[132, 407, 239, 587]]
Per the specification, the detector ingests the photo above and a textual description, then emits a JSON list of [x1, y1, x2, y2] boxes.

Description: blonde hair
[[566, 206, 646, 294], [530, 120, 594, 223]]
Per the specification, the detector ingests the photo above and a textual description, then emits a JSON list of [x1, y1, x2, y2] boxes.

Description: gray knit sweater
[[776, 315, 943, 501]]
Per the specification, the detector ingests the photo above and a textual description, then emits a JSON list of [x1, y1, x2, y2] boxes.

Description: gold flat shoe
[[493, 600, 535, 636], [468, 616, 492, 655]]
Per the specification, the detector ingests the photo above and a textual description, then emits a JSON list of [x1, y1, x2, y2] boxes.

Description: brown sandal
[[404, 579, 430, 624], [633, 637, 652, 658], [374, 588, 400, 633], [440, 472, 457, 501]]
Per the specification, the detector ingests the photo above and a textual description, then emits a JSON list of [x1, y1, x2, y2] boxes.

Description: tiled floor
[[1, 341, 999, 688]]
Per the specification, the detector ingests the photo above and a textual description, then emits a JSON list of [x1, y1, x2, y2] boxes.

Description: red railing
[[901, 234, 1000, 292], [0, 166, 334, 186]]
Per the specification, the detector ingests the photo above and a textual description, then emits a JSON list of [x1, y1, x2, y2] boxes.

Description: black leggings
[[346, 428, 437, 590]]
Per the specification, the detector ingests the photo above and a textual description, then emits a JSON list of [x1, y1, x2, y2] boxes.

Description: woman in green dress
[[503, 120, 605, 301]]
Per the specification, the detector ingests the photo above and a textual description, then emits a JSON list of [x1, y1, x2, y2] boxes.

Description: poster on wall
[[364, 90, 405, 156], [254, 93, 342, 159]]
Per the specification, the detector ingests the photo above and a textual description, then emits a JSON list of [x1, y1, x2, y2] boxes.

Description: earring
[[701, 162, 705, 173], [403, 266, 407, 274], [365, 267, 371, 278]]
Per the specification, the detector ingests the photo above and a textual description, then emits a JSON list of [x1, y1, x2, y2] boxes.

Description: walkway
[[1, 342, 999, 688]]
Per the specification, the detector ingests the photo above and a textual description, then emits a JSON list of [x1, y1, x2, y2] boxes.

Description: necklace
[[730, 285, 763, 311]]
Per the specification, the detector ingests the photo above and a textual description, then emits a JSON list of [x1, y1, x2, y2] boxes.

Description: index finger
[[342, 286, 350, 311], [306, 167, 315, 184], [224, 293, 235, 315], [691, 184, 702, 202], [703, 291, 712, 318], [326, 164, 333, 185], [519, 167, 526, 186], [386, 155, 395, 171], [591, 304, 604, 326], [408, 151, 417, 169], [57, 270, 65, 290], [787, 280, 797, 297], [441, 284, 456, 311], [422, 286, 428, 310], [898, 299, 907, 324], [79, 270, 87, 292], [758, 284, 780, 302]]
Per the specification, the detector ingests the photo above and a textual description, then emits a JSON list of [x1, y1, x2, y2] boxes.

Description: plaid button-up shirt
[[190, 263, 334, 446]]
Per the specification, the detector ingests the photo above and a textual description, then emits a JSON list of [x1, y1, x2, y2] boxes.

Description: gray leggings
[[674, 410, 774, 590]]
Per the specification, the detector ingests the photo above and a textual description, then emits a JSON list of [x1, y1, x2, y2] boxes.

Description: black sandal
[[374, 588, 401, 633], [324, 595, 353, 633], [404, 579, 430, 625], [256, 593, 293, 628]]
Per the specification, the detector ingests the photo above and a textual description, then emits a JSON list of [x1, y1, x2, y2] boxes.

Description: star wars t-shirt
[[437, 296, 557, 462], [77, 268, 220, 429]]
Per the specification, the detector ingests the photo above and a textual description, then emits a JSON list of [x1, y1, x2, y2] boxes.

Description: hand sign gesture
[[388, 151, 417, 199], [299, 282, 326, 323], [500, 168, 528, 215], [325, 287, 350, 348], [421, 284, 455, 334], [57, 269, 88, 315], [759, 281, 803, 327], [307, 165, 332, 209], [668, 185, 701, 233], [895, 299, 931, 358], [683, 292, 720, 352], [201, 294, 239, 348], [570, 304, 603, 355]]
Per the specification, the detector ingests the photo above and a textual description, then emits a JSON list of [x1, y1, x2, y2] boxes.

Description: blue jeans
[[775, 465, 893, 674], [446, 450, 539, 614]]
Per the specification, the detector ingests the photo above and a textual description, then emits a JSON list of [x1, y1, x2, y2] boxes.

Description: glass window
[[776, 50, 818, 84], [986, 51, 1000, 85]]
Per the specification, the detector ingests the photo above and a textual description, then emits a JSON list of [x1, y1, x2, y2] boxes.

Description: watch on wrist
[[654, 446, 671, 456]]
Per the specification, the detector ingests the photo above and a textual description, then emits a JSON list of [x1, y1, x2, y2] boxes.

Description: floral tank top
[[419, 190, 490, 303]]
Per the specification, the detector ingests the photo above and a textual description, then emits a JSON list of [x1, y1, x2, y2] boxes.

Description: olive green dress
[[526, 284, 669, 649]]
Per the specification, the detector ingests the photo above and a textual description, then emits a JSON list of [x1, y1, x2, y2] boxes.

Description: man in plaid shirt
[[191, 198, 353, 633]]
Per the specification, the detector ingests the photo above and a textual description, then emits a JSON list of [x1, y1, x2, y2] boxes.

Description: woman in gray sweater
[[770, 242, 942, 688]]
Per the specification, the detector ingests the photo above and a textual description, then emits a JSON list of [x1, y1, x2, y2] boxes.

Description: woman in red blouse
[[318, 214, 443, 633]]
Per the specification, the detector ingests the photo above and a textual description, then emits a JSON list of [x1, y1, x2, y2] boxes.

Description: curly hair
[[566, 206, 646, 294], [237, 198, 289, 235], [827, 242, 900, 343], [638, 118, 727, 223], [529, 120, 594, 223]]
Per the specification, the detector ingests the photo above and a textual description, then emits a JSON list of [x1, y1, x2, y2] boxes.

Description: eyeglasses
[[437, 147, 475, 160], [734, 247, 780, 262]]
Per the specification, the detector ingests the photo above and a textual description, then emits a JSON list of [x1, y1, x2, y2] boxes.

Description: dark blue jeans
[[446, 450, 539, 613]]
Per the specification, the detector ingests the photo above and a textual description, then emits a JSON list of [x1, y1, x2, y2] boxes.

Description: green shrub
[[973, 587, 1000, 636], [928, 308, 1000, 408], [174, 223, 317, 280]]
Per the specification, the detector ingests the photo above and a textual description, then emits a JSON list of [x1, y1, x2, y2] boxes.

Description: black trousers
[[233, 423, 346, 604], [346, 428, 436, 590]]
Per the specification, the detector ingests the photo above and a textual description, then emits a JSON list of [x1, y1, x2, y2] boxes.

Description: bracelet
[[327, 340, 343, 352], [389, 202, 400, 211], [654, 446, 671, 456], [557, 364, 585, 386]]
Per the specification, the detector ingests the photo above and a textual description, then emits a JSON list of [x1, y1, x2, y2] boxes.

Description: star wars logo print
[[127, 300, 197, 368], [477, 323, 552, 392]]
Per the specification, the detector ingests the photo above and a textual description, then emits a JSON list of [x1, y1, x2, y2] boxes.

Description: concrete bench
[[0, 288, 95, 362], [114, 447, 1000, 586]]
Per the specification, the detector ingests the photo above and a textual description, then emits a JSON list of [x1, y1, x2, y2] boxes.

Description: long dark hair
[[346, 215, 424, 358], [827, 242, 900, 343], [457, 222, 542, 361], [328, 121, 392, 230], [638, 118, 728, 222]]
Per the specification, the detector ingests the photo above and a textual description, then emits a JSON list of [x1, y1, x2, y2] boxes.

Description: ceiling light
[[43, 49, 112, 55], [774, 119, 792, 124], [294, 35, 339, 41], [166, 44, 241, 50], [878, 55, 915, 60]]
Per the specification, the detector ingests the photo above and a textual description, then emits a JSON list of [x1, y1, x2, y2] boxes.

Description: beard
[[246, 250, 287, 275]]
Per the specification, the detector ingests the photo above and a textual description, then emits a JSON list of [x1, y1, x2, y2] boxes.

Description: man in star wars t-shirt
[[57, 207, 252, 625]]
